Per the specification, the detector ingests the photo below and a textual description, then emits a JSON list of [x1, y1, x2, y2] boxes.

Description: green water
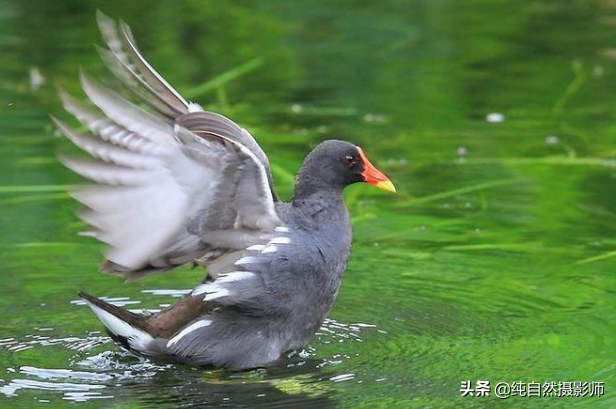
[[1, 0, 615, 407]]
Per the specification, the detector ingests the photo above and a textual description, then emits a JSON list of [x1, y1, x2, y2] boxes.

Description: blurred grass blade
[[13, 242, 82, 248], [284, 106, 357, 116], [443, 243, 542, 251], [576, 250, 616, 265], [0, 193, 70, 205], [269, 163, 295, 184], [462, 157, 613, 166], [183, 58, 264, 99], [552, 60, 586, 120], [404, 178, 521, 206], [0, 185, 72, 193]]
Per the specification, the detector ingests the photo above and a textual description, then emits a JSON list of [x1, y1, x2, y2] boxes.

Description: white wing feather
[[56, 15, 281, 275]]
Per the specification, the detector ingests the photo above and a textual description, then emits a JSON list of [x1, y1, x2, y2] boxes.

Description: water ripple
[[0, 309, 379, 406], [0, 378, 108, 400]]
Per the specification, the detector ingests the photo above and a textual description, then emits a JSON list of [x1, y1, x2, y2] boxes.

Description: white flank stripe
[[83, 300, 152, 351], [192, 282, 232, 301], [274, 226, 290, 233], [167, 319, 212, 347], [217, 271, 255, 283], [204, 288, 230, 301], [234, 256, 257, 266], [262, 244, 277, 254], [192, 283, 215, 296], [269, 237, 291, 244], [246, 244, 266, 251]]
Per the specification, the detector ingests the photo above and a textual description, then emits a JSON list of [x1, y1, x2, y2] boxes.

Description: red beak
[[357, 147, 396, 193]]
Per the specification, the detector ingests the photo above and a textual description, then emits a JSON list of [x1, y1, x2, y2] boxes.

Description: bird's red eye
[[345, 155, 355, 164]]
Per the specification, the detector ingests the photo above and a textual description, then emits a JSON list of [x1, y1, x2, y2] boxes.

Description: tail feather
[[79, 291, 154, 353]]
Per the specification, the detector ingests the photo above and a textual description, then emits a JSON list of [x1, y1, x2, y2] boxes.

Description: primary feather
[[58, 12, 281, 278]]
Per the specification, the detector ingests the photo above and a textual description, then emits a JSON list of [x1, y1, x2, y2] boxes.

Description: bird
[[54, 12, 396, 370]]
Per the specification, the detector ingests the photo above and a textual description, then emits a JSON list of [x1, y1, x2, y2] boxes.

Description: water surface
[[1, 0, 615, 407]]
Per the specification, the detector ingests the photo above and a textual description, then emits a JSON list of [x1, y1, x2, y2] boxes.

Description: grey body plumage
[[167, 197, 352, 369]]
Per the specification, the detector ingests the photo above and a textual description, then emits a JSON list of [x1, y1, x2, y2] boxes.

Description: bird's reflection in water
[[109, 356, 338, 409]]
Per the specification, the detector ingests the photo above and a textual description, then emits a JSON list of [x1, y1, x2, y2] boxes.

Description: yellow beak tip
[[375, 180, 396, 193]]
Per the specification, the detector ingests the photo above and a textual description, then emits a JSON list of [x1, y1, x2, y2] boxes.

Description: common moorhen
[[56, 12, 395, 369]]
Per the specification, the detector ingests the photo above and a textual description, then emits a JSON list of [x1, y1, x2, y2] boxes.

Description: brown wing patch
[[145, 294, 210, 338]]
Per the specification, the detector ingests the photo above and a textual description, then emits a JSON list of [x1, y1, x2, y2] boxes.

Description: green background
[[0, 0, 615, 407]]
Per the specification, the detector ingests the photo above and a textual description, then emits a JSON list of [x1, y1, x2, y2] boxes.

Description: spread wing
[[55, 12, 282, 279]]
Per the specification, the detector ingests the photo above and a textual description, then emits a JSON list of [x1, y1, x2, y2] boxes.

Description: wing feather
[[95, 12, 274, 184], [96, 10, 190, 116], [56, 14, 283, 277], [58, 86, 164, 156], [52, 118, 159, 169], [96, 45, 179, 120], [118, 19, 192, 113], [79, 72, 173, 146]]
